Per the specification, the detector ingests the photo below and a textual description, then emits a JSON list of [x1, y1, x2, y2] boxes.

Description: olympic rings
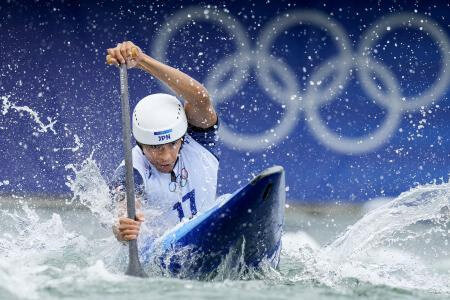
[[208, 53, 301, 150], [169, 181, 177, 192], [153, 6, 251, 99], [358, 13, 450, 112], [152, 7, 449, 154], [305, 57, 403, 154], [257, 10, 352, 105], [169, 168, 188, 192]]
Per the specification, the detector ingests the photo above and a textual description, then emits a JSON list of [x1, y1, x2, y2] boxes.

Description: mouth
[[158, 162, 174, 171]]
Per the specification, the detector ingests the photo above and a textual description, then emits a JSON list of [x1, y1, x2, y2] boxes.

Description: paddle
[[112, 51, 148, 277]]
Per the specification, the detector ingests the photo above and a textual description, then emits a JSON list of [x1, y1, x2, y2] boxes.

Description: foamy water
[[281, 182, 450, 294], [0, 156, 448, 299]]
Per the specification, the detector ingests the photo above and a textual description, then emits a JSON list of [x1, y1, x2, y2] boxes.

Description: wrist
[[136, 53, 153, 70], [137, 54, 163, 76]]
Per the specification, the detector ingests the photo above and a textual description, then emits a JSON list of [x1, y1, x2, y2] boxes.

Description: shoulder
[[186, 119, 220, 160]]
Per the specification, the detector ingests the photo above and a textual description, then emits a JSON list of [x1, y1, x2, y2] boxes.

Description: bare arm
[[107, 41, 217, 129]]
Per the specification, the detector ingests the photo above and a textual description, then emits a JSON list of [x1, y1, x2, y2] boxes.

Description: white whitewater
[[0, 154, 448, 298], [282, 181, 450, 293]]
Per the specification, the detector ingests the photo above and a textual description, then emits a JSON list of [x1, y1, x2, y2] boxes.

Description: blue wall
[[0, 0, 449, 203]]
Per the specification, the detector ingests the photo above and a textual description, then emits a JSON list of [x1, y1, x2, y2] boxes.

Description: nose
[[158, 145, 174, 162]]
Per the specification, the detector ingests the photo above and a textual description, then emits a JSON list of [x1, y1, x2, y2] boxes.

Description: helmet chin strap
[[169, 138, 189, 193], [137, 142, 144, 153], [179, 136, 185, 150]]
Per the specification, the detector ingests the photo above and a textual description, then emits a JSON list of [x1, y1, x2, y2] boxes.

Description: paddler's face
[[142, 139, 182, 173]]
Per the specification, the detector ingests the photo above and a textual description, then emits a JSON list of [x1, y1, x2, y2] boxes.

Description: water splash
[[328, 183, 449, 261], [0, 203, 91, 299], [146, 235, 282, 281], [53, 134, 84, 153], [0, 94, 84, 154], [0, 155, 449, 298], [282, 182, 450, 294], [210, 237, 282, 282], [65, 152, 114, 227], [1, 94, 57, 135]]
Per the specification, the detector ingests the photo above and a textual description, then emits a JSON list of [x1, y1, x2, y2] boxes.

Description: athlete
[[106, 41, 219, 242]]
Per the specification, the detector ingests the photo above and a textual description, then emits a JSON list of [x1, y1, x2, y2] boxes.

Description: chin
[[158, 165, 173, 173]]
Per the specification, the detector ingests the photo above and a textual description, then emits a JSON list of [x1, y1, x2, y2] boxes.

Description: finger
[[124, 41, 135, 56], [118, 221, 135, 229], [119, 228, 140, 236], [106, 55, 118, 66], [123, 234, 137, 240], [118, 221, 139, 229], [118, 217, 138, 224], [119, 214, 145, 223], [106, 49, 119, 66], [124, 42, 139, 61], [119, 44, 129, 61], [131, 47, 139, 59], [118, 217, 132, 224], [125, 43, 132, 59], [118, 219, 140, 226], [113, 47, 125, 64], [118, 222, 140, 230], [120, 229, 140, 236], [117, 225, 140, 232], [136, 212, 145, 222]]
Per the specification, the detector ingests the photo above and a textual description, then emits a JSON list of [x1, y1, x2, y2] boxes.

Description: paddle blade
[[125, 240, 148, 278]]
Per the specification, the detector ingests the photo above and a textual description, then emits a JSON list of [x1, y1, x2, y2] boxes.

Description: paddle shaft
[[119, 64, 147, 277]]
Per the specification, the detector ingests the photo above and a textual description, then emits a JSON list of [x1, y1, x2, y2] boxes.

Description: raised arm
[[107, 41, 217, 129]]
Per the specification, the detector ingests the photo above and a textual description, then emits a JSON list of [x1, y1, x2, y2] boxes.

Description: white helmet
[[132, 93, 188, 145]]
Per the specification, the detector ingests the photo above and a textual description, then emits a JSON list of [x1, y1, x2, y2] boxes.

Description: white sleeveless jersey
[[115, 133, 219, 237]]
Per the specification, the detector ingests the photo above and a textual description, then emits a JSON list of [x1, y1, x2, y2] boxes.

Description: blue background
[[0, 0, 449, 203]]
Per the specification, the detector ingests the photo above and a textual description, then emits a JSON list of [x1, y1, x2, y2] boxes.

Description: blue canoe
[[140, 166, 285, 279]]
